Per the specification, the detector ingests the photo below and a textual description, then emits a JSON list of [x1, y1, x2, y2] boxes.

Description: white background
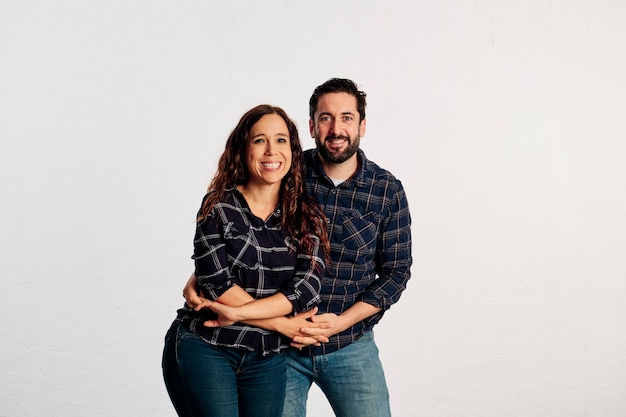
[[1, 1, 625, 416]]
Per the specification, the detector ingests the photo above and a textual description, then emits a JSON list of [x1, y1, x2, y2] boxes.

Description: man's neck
[[319, 153, 359, 181]]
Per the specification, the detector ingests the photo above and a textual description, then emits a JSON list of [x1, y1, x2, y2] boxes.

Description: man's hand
[[284, 310, 335, 348], [291, 313, 341, 347], [246, 307, 331, 348], [182, 273, 209, 309], [196, 300, 240, 327], [293, 302, 382, 346]]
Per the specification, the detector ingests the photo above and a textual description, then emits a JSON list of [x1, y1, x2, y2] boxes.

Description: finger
[[194, 301, 213, 311], [183, 292, 197, 307], [290, 340, 322, 350], [295, 306, 318, 319], [311, 335, 329, 343], [304, 306, 318, 317], [299, 326, 331, 336], [203, 319, 220, 327], [298, 321, 331, 330], [291, 336, 322, 347], [309, 314, 332, 324], [296, 334, 328, 343]]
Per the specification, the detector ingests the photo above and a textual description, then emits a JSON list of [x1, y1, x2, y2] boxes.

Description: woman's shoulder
[[197, 188, 243, 221]]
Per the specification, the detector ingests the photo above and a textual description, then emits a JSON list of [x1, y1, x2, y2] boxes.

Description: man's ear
[[359, 118, 367, 137]]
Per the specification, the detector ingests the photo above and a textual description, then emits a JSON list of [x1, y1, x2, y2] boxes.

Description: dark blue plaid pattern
[[301, 149, 413, 355], [179, 187, 324, 355]]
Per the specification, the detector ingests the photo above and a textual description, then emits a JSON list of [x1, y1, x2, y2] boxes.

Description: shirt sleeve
[[359, 182, 412, 318], [277, 233, 324, 314], [192, 205, 239, 301]]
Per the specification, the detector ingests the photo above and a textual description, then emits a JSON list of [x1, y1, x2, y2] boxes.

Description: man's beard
[[315, 133, 360, 164]]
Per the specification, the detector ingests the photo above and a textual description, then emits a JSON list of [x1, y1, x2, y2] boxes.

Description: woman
[[162, 105, 329, 417]]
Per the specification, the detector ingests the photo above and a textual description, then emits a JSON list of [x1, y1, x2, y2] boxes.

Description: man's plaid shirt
[[301, 149, 412, 355]]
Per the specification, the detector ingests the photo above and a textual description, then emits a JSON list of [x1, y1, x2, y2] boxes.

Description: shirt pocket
[[222, 222, 258, 270], [222, 221, 248, 240], [341, 210, 379, 262]]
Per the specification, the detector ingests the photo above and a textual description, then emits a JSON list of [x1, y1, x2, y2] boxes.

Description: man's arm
[[296, 180, 412, 341], [292, 301, 382, 344], [357, 182, 412, 322]]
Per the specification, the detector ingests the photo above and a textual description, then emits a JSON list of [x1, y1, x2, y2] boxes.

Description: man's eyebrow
[[317, 111, 355, 118]]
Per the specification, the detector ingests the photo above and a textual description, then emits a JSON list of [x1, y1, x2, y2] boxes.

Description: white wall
[[1, 1, 625, 416]]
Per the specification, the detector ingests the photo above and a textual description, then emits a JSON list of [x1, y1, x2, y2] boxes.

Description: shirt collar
[[307, 148, 369, 187]]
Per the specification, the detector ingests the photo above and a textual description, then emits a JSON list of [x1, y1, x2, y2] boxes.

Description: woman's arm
[[183, 273, 330, 344], [198, 289, 293, 327]]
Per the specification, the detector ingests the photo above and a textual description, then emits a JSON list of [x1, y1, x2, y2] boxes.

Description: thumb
[[297, 306, 318, 319]]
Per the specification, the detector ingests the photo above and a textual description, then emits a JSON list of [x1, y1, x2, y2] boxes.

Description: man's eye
[[319, 116, 331, 123], [343, 116, 353, 121]]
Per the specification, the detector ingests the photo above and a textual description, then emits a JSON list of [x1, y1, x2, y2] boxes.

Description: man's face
[[310, 92, 366, 164]]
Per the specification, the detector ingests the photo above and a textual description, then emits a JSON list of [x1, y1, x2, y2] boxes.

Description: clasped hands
[[183, 278, 337, 349]]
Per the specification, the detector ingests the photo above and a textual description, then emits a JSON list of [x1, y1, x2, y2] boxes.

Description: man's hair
[[309, 78, 367, 121]]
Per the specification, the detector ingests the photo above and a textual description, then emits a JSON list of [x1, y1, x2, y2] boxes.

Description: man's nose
[[328, 119, 337, 134]]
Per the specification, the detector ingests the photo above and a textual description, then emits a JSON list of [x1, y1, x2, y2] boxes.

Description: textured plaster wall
[[1, 1, 625, 416]]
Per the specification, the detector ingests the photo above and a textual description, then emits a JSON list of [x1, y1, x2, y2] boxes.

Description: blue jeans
[[282, 331, 391, 417], [162, 320, 287, 417]]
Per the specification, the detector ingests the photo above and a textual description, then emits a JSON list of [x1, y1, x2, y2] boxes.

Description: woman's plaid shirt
[[179, 188, 324, 355]]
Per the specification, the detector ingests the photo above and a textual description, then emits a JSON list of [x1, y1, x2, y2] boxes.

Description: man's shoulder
[[360, 151, 403, 186], [303, 149, 320, 173], [303, 148, 316, 161]]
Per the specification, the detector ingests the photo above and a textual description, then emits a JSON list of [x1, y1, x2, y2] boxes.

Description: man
[[184, 78, 412, 417]]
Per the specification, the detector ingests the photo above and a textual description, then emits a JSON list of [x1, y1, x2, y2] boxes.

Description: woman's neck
[[237, 184, 280, 221]]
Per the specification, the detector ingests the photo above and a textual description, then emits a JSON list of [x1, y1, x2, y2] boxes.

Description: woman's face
[[244, 113, 292, 187]]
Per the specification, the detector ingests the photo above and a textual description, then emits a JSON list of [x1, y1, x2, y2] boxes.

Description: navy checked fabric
[[178, 187, 324, 355], [301, 149, 413, 355]]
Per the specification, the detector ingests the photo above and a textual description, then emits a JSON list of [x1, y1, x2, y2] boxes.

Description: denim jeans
[[162, 319, 287, 417], [282, 331, 391, 417]]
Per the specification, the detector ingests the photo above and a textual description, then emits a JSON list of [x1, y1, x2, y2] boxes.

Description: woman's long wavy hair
[[198, 104, 329, 265]]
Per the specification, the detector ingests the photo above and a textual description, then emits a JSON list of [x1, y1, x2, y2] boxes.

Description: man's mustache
[[325, 134, 350, 142]]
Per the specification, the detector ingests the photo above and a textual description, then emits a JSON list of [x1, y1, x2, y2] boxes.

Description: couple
[[162, 78, 413, 417]]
